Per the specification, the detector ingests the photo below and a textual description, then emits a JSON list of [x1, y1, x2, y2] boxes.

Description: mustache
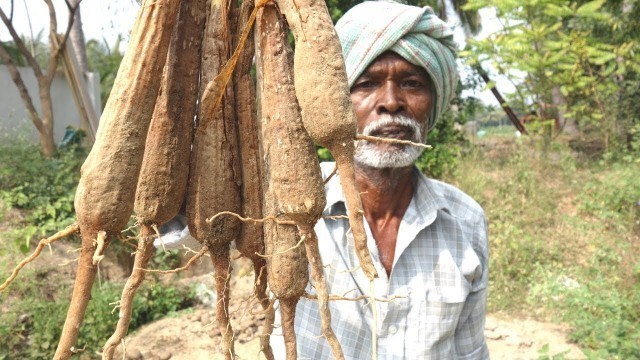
[[360, 114, 422, 142]]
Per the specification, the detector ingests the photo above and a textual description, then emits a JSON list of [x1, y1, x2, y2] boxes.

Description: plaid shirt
[[271, 162, 490, 359]]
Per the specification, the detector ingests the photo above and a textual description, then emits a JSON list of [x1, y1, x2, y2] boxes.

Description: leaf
[[591, 53, 616, 65], [543, 4, 573, 18], [576, 0, 605, 16]]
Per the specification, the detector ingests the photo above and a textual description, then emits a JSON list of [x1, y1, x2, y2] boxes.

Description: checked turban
[[336, 1, 459, 129]]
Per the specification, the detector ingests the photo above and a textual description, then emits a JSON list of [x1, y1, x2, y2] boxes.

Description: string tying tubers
[[54, 0, 181, 358]]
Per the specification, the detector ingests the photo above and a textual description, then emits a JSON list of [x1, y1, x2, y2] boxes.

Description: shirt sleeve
[[454, 215, 490, 359]]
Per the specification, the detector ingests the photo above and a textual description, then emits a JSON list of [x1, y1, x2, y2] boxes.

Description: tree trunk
[[552, 85, 578, 136], [39, 84, 57, 157], [474, 65, 527, 134]]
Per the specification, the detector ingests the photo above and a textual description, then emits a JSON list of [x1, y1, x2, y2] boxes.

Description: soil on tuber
[[256, 4, 344, 359], [232, 1, 274, 359]]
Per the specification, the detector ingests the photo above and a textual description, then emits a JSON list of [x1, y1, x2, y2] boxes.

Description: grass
[[447, 135, 640, 358]]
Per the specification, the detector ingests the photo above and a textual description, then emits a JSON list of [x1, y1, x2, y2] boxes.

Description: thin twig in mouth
[[355, 135, 432, 149]]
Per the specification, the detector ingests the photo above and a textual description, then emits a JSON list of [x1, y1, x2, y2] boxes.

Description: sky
[[1, 1, 513, 106], [0, 1, 139, 47]]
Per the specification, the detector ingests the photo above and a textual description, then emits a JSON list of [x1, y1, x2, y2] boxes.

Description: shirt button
[[388, 325, 398, 335]]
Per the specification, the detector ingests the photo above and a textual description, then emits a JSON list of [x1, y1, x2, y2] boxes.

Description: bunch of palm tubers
[[2, 0, 385, 358]]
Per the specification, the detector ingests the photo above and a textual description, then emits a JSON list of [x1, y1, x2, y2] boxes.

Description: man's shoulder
[[420, 176, 485, 223]]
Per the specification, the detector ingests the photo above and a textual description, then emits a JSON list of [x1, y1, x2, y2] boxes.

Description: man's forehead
[[359, 52, 430, 79]]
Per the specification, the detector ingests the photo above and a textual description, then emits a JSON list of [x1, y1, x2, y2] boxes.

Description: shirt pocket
[[408, 297, 466, 358]]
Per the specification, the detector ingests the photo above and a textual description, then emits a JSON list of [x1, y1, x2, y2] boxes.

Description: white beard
[[354, 115, 425, 169]]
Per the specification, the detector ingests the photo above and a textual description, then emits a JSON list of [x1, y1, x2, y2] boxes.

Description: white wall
[[0, 65, 101, 144]]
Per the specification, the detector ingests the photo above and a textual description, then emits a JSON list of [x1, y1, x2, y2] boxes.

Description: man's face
[[350, 51, 434, 168]]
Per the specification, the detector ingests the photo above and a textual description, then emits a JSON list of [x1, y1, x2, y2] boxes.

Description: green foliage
[[462, 0, 640, 149], [0, 141, 86, 252], [537, 344, 571, 360], [86, 37, 125, 110], [316, 146, 334, 162], [416, 109, 468, 179], [0, 31, 50, 69], [529, 265, 640, 358], [578, 161, 640, 224], [451, 135, 640, 358], [0, 280, 196, 359]]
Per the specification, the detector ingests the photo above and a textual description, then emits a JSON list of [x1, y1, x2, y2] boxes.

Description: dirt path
[[113, 258, 585, 360], [114, 310, 585, 360]]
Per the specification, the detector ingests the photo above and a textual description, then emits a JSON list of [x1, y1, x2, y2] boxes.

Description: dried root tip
[[0, 223, 79, 291], [92, 231, 107, 265], [54, 241, 100, 359], [299, 224, 345, 360], [261, 302, 276, 360], [355, 134, 432, 149], [102, 229, 156, 360], [211, 248, 235, 360], [333, 152, 378, 280], [279, 298, 299, 360], [253, 260, 275, 360]]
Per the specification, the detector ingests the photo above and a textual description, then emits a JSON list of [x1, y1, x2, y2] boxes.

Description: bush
[[452, 136, 640, 358], [0, 141, 86, 252], [0, 280, 196, 359], [416, 112, 467, 179]]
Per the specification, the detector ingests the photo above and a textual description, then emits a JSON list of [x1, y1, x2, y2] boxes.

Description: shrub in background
[[0, 279, 196, 359], [0, 141, 86, 252]]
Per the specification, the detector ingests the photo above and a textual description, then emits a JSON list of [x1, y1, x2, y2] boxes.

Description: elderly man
[[271, 1, 489, 359]]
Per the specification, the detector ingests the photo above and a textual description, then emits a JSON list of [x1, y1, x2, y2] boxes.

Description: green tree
[[85, 37, 124, 109], [462, 0, 640, 150]]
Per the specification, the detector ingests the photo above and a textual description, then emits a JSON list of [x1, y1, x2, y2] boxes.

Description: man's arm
[[455, 215, 490, 359]]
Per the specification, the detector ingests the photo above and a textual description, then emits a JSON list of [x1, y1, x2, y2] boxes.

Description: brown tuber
[[276, 0, 378, 281], [187, 0, 241, 358], [54, 0, 181, 358], [100, 0, 207, 358], [232, 0, 275, 359], [256, 4, 344, 359]]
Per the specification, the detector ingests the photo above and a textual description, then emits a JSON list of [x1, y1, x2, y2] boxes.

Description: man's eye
[[402, 80, 423, 88], [354, 80, 375, 89]]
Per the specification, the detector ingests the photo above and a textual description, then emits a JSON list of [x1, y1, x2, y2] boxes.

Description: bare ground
[[112, 256, 586, 360], [0, 205, 585, 360]]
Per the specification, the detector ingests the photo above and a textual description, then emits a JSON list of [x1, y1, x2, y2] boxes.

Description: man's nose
[[376, 82, 405, 115]]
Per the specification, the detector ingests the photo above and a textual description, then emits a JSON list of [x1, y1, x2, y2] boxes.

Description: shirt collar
[[320, 161, 450, 219]]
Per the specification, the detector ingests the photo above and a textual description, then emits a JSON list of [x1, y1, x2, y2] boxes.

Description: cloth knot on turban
[[336, 1, 459, 129]]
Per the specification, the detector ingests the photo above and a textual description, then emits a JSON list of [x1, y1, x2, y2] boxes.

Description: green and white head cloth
[[336, 1, 459, 129]]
